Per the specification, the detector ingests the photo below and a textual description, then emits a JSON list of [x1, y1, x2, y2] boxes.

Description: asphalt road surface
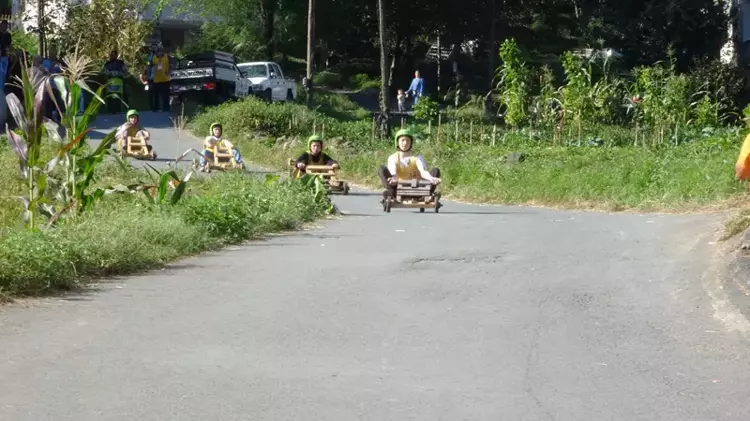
[[2, 112, 750, 420]]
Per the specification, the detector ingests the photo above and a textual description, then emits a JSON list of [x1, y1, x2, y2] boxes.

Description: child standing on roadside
[[397, 89, 407, 113]]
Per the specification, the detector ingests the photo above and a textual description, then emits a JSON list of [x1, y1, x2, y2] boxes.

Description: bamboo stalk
[[492, 124, 496, 147], [470, 120, 473, 144]]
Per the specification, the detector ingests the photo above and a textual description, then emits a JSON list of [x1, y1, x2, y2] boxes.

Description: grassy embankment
[[0, 141, 333, 300], [191, 93, 749, 215]]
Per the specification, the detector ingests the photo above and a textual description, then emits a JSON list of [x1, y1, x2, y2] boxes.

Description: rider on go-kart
[[115, 109, 154, 155], [377, 128, 441, 200]]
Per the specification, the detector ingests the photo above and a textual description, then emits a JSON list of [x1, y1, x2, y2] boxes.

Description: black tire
[[385, 200, 391, 213], [420, 208, 425, 213], [343, 182, 350, 195], [286, 90, 294, 101], [264, 89, 272, 103], [435, 200, 441, 213]]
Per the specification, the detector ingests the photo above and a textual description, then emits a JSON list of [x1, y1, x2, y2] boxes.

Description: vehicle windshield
[[239, 64, 268, 77]]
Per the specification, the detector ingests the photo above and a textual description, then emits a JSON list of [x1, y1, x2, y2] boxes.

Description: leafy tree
[[56, 0, 159, 68]]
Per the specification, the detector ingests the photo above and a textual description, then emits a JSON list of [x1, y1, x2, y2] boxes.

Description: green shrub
[[0, 169, 331, 298], [314, 71, 345, 89]]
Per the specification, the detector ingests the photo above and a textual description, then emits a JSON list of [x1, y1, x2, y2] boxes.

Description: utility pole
[[304, 0, 315, 109], [377, 0, 390, 137], [436, 33, 441, 97]]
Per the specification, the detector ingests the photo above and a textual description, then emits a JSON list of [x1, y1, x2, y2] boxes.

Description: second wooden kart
[[382, 178, 442, 213], [287, 158, 350, 195], [195, 145, 245, 172]]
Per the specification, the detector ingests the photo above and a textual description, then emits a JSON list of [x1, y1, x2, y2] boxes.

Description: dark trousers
[[151, 81, 170, 111], [106, 85, 127, 114], [377, 165, 440, 198]]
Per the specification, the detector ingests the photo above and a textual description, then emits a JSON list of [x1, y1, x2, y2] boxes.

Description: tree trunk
[[262, 0, 276, 61], [488, 0, 496, 89], [305, 0, 314, 109], [377, 0, 390, 136], [37, 0, 45, 57], [388, 34, 401, 91]]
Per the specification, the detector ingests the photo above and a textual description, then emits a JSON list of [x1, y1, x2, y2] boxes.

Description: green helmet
[[394, 128, 415, 150], [126, 109, 139, 120], [210, 122, 222, 135], [307, 134, 324, 151]]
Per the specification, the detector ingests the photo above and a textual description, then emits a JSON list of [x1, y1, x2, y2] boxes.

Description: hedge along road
[[2, 112, 750, 420]]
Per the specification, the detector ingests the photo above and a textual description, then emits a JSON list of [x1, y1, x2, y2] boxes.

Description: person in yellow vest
[[377, 128, 441, 200], [294, 135, 339, 175], [150, 45, 171, 112], [736, 131, 750, 181], [115, 109, 154, 154], [199, 122, 245, 171]]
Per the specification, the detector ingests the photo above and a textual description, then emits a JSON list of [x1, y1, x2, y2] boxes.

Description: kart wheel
[[435, 200, 441, 213], [420, 208, 425, 213], [343, 182, 350, 195], [385, 200, 392, 213]]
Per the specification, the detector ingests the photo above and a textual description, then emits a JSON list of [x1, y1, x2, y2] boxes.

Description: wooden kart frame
[[382, 178, 442, 213], [195, 145, 245, 172], [116, 133, 156, 160], [287, 158, 350, 195]]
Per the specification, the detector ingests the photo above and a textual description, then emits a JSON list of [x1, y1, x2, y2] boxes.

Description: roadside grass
[[722, 207, 750, 240], [0, 159, 332, 299], [191, 95, 750, 213]]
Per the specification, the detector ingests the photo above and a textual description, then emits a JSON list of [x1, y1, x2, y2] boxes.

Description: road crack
[[524, 295, 555, 421]]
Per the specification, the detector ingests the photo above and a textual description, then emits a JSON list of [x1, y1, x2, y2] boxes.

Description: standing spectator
[[149, 45, 171, 112], [102, 50, 128, 114], [141, 43, 157, 111], [406, 70, 424, 106], [397, 89, 407, 113], [0, 20, 11, 87]]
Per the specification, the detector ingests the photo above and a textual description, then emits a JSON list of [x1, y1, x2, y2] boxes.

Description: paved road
[[88, 111, 204, 170], [3, 112, 750, 420]]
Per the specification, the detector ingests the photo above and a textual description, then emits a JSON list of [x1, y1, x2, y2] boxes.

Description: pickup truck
[[237, 61, 297, 102], [170, 51, 252, 106]]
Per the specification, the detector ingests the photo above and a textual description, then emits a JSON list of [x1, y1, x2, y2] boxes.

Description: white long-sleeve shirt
[[387, 152, 434, 181]]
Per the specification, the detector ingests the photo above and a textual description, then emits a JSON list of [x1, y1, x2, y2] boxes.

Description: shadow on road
[[343, 191, 380, 197]]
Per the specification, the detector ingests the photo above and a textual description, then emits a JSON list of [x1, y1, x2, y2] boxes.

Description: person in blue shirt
[[406, 70, 424, 105]]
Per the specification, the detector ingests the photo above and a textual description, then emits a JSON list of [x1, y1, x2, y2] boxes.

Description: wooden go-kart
[[116, 133, 156, 160], [195, 145, 245, 172], [287, 158, 350, 195], [382, 178, 442, 213]]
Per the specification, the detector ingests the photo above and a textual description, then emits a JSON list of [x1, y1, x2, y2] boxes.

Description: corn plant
[[495, 38, 529, 127], [560, 51, 590, 139], [4, 55, 63, 227], [631, 61, 691, 145], [529, 65, 562, 129], [140, 164, 194, 206], [43, 44, 119, 216]]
